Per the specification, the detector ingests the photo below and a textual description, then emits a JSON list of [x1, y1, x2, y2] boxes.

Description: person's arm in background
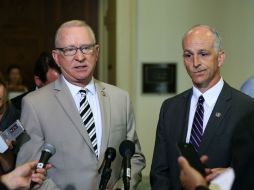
[[0, 140, 16, 174], [126, 94, 146, 190], [0, 150, 14, 174], [0, 160, 51, 190], [240, 77, 254, 98], [178, 156, 235, 190]]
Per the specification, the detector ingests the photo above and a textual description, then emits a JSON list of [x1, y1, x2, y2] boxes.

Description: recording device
[[119, 140, 135, 190], [178, 143, 206, 176], [36, 143, 56, 169], [0, 120, 24, 153], [99, 147, 116, 190]]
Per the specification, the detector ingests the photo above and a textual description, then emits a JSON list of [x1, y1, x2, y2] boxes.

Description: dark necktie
[[190, 95, 205, 152], [79, 90, 98, 157]]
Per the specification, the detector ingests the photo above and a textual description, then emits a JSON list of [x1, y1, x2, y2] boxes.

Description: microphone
[[99, 147, 116, 190], [119, 140, 135, 190], [31, 143, 56, 188], [36, 143, 56, 169]]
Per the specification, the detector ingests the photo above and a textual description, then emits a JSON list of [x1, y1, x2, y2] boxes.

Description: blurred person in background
[[6, 64, 28, 99], [11, 51, 61, 111], [240, 75, 254, 98], [33, 51, 61, 89], [0, 77, 20, 174]]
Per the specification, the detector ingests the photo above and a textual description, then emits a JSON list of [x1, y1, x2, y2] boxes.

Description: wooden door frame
[[98, 0, 116, 85]]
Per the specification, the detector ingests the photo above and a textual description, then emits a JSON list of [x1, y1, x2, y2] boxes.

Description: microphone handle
[[37, 151, 52, 168], [99, 167, 112, 190], [30, 151, 52, 188], [123, 157, 131, 190], [123, 176, 130, 190]]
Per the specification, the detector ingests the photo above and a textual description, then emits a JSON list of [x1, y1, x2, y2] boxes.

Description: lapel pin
[[215, 112, 221, 118], [101, 91, 106, 96]]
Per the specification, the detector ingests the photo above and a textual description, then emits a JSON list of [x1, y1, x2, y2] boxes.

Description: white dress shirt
[[63, 76, 102, 156], [186, 77, 224, 143]]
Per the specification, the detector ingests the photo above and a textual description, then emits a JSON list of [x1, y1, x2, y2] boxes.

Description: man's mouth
[[193, 69, 206, 73], [75, 65, 87, 69]]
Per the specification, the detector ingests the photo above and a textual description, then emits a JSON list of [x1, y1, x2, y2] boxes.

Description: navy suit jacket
[[231, 110, 254, 190], [150, 82, 254, 190], [192, 110, 254, 190]]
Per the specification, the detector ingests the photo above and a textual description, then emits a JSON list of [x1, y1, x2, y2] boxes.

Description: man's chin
[[193, 80, 208, 88]]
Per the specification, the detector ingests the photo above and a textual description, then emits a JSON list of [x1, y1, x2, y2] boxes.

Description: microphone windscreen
[[42, 143, 56, 155], [119, 140, 135, 158], [36, 143, 56, 169], [105, 147, 116, 161]]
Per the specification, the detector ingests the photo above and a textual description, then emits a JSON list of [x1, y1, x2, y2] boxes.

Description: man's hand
[[198, 155, 227, 182], [205, 167, 227, 182], [178, 156, 207, 190]]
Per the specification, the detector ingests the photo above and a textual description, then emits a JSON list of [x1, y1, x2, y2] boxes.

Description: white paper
[[209, 167, 235, 190]]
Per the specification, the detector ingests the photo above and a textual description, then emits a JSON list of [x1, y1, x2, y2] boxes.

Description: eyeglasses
[[55, 44, 97, 56]]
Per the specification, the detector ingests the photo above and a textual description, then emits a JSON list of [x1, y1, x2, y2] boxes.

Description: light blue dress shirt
[[241, 76, 254, 98]]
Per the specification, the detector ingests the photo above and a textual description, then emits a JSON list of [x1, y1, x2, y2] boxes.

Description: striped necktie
[[190, 95, 205, 152], [79, 89, 98, 157]]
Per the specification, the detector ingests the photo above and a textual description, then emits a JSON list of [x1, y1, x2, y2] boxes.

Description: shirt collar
[[192, 77, 224, 107], [62, 76, 96, 97]]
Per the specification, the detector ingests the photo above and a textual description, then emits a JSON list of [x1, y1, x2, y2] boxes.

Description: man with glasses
[[16, 20, 145, 190]]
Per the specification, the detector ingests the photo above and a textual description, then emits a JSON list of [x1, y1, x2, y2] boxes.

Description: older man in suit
[[16, 20, 145, 190], [150, 24, 254, 190]]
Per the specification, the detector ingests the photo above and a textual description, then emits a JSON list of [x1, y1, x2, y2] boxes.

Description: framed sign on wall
[[142, 63, 176, 93]]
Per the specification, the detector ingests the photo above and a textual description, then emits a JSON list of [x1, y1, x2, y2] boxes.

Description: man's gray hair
[[54, 20, 96, 47], [182, 24, 222, 52]]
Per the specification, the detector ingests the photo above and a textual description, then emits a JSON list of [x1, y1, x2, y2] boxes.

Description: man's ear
[[52, 50, 61, 68], [218, 51, 225, 67], [94, 45, 100, 62], [34, 76, 43, 88]]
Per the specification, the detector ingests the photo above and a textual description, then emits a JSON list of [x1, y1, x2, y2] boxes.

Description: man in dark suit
[[230, 110, 254, 190], [150, 24, 254, 190]]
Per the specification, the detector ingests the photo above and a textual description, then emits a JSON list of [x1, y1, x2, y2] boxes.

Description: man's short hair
[[33, 51, 61, 83]]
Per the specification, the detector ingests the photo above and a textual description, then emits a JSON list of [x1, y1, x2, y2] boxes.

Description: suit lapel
[[53, 77, 96, 155], [199, 83, 232, 153], [95, 81, 111, 165], [179, 90, 193, 143]]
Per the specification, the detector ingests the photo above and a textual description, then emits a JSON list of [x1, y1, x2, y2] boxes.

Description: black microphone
[[119, 140, 135, 190], [99, 147, 116, 190], [31, 143, 56, 188], [36, 143, 56, 169]]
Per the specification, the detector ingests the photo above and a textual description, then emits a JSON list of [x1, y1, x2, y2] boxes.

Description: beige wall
[[115, 0, 254, 176]]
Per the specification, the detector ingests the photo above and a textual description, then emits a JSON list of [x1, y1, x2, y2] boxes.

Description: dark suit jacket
[[231, 110, 254, 190], [193, 110, 254, 190], [0, 183, 8, 190], [10, 88, 35, 111], [150, 82, 254, 190], [0, 102, 20, 131]]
